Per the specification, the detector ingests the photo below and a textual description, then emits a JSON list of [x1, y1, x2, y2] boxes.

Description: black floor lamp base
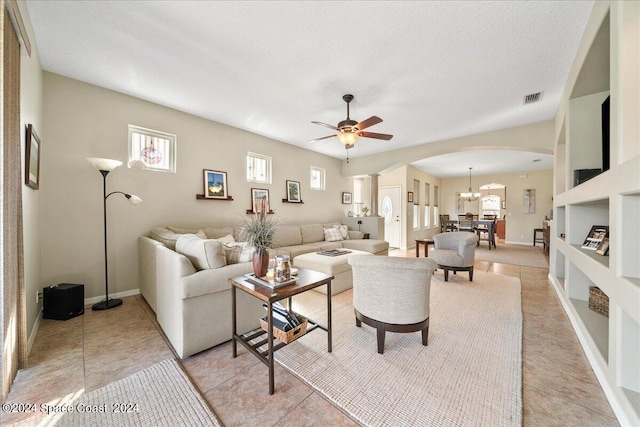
[[92, 298, 123, 311]]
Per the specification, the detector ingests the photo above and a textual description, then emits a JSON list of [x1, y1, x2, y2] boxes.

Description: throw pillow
[[223, 241, 256, 264], [175, 234, 227, 270], [335, 224, 350, 240], [323, 227, 343, 242], [215, 234, 236, 245]]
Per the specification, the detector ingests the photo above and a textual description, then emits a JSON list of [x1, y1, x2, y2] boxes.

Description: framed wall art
[[25, 124, 41, 190], [407, 192, 414, 203], [204, 170, 228, 199], [342, 192, 352, 204], [250, 188, 272, 214], [523, 189, 536, 214], [285, 180, 302, 203]]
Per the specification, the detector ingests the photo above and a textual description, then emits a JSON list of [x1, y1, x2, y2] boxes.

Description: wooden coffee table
[[229, 268, 333, 394], [415, 239, 435, 257]]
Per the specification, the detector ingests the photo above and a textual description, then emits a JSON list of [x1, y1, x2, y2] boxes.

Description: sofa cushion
[[176, 235, 227, 270], [180, 262, 254, 299], [300, 224, 324, 244], [150, 227, 206, 250], [201, 227, 235, 240], [323, 227, 343, 242], [273, 225, 302, 247], [317, 241, 344, 251]]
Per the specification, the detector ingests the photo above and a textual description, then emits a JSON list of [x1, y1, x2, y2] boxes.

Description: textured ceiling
[[26, 1, 593, 177]]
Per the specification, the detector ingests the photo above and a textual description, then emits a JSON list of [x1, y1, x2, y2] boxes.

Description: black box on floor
[[43, 283, 84, 320]]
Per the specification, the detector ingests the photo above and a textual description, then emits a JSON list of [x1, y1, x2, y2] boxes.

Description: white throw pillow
[[175, 234, 227, 270], [335, 224, 350, 240], [323, 227, 344, 242], [223, 241, 256, 264]]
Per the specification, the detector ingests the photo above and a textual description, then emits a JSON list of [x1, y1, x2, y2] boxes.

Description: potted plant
[[241, 197, 277, 277]]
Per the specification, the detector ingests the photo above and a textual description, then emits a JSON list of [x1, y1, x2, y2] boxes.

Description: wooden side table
[[415, 239, 435, 257], [229, 268, 333, 394]]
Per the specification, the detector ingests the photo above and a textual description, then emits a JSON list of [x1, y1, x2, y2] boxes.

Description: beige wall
[[441, 169, 553, 244], [41, 73, 350, 301], [17, 1, 44, 346]]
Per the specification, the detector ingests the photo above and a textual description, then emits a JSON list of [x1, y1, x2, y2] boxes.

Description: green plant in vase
[[241, 197, 277, 277]]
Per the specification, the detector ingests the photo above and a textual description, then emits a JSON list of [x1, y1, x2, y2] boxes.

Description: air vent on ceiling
[[523, 92, 544, 104]]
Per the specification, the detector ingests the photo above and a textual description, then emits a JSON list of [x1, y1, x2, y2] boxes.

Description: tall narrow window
[[413, 179, 420, 230], [310, 166, 325, 190], [424, 182, 430, 228], [434, 185, 440, 227], [247, 152, 272, 184], [353, 177, 365, 215], [128, 125, 176, 173]]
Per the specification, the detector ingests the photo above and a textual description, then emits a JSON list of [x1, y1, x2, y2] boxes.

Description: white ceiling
[[26, 1, 593, 178]]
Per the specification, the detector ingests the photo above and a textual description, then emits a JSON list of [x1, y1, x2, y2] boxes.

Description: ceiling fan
[[309, 94, 393, 149]]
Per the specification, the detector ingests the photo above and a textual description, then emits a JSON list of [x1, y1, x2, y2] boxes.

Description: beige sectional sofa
[[139, 223, 388, 358]]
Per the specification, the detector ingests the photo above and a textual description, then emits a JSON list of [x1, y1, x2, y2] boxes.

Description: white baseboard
[[84, 288, 140, 306], [28, 309, 43, 355], [504, 240, 536, 246]]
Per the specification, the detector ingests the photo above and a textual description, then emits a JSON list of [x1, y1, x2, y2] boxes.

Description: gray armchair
[[348, 256, 437, 354], [429, 231, 479, 282]]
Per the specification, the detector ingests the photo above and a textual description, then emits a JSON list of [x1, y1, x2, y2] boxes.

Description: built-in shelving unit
[[550, 3, 640, 426]]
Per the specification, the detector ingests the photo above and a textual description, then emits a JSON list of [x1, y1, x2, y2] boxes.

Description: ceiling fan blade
[[354, 116, 382, 131], [359, 131, 393, 141], [311, 121, 339, 131], [307, 134, 337, 143]]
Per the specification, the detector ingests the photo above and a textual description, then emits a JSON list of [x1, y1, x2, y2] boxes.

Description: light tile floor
[[2, 248, 619, 426]]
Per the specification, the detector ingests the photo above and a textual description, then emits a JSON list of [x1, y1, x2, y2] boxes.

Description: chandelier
[[460, 167, 481, 202]]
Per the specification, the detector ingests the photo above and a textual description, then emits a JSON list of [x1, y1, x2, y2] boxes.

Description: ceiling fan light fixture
[[337, 131, 359, 147]]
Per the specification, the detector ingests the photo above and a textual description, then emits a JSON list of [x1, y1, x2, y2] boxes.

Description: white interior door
[[379, 186, 401, 248]]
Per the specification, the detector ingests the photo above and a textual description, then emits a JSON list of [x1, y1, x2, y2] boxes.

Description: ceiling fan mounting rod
[[343, 94, 354, 120]]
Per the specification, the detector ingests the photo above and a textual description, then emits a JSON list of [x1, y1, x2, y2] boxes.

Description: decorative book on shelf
[[581, 225, 609, 251], [595, 237, 609, 256]]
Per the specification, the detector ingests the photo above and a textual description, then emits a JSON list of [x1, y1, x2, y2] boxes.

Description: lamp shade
[[336, 131, 359, 147], [127, 194, 142, 205], [87, 157, 123, 172]]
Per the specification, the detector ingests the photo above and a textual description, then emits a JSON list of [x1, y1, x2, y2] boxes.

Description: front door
[[379, 186, 401, 248]]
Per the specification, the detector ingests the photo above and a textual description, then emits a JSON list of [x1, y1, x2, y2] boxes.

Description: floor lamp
[[87, 157, 142, 311]]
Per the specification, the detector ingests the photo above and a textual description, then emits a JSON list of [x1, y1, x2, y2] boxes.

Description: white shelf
[[569, 298, 609, 360], [551, 3, 640, 425], [569, 244, 609, 268]]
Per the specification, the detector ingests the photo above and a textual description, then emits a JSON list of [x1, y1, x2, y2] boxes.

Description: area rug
[[474, 243, 548, 268], [277, 271, 522, 427], [14, 359, 221, 427]]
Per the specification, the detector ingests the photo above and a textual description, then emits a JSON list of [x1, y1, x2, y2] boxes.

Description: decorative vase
[[252, 250, 269, 278]]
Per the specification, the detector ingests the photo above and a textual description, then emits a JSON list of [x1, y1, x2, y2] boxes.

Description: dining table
[[441, 219, 497, 249]]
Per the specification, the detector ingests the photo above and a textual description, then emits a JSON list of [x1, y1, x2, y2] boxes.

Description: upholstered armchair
[[348, 256, 437, 354], [429, 231, 479, 282]]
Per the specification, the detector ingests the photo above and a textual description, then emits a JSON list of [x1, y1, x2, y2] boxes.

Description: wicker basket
[[260, 315, 308, 344], [588, 286, 609, 317]]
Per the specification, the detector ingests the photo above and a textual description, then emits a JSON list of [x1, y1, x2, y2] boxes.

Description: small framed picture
[[408, 192, 414, 203], [581, 225, 608, 250], [595, 237, 609, 256], [204, 170, 228, 199], [25, 124, 41, 190], [342, 192, 352, 204], [286, 180, 301, 202], [251, 188, 270, 213]]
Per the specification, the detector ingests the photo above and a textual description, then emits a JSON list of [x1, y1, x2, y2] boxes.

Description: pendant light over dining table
[[460, 167, 481, 202]]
